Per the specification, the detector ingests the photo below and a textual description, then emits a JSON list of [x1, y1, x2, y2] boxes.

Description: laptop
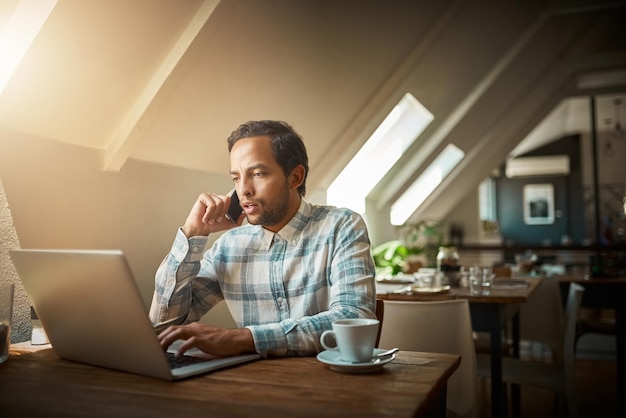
[[9, 249, 260, 380]]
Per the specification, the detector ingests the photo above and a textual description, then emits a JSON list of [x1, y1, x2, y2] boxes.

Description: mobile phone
[[225, 189, 243, 223]]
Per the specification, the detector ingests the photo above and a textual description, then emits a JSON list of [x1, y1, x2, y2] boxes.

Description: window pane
[[390, 144, 465, 225], [479, 177, 497, 221], [327, 93, 433, 214]]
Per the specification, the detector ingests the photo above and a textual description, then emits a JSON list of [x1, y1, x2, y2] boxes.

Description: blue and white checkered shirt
[[149, 199, 376, 357]]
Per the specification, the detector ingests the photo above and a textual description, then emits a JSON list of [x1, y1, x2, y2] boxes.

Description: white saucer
[[316, 348, 396, 373]]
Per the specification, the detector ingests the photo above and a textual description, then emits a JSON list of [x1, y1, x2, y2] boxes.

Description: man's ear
[[289, 165, 306, 191]]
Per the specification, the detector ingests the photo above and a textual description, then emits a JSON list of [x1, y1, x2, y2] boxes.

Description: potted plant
[[372, 220, 444, 276], [372, 240, 410, 277], [402, 220, 444, 269]]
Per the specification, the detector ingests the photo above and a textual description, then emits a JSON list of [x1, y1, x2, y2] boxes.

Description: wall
[[496, 135, 585, 246], [0, 127, 238, 341], [443, 130, 626, 268], [0, 178, 29, 342], [443, 186, 481, 244]]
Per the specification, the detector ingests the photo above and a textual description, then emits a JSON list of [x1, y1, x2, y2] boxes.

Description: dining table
[[0, 342, 460, 418], [376, 276, 542, 418], [558, 275, 625, 418]]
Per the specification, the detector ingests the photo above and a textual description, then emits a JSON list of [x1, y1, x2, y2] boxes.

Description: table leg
[[489, 321, 505, 418], [511, 312, 520, 418], [617, 305, 625, 418], [421, 384, 448, 418], [471, 303, 507, 418]]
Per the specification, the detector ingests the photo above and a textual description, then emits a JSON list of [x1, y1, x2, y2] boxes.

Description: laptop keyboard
[[165, 352, 212, 369]]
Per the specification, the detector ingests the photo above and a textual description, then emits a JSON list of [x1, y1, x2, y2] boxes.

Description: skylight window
[[390, 144, 464, 225], [479, 176, 497, 221], [0, 0, 57, 95], [327, 93, 433, 214]]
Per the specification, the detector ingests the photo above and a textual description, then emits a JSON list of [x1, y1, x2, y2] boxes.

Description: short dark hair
[[227, 120, 309, 196]]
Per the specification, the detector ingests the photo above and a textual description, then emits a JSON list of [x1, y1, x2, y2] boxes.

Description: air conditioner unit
[[505, 155, 570, 178]]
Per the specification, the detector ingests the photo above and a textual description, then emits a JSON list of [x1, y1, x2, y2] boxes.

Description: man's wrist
[[182, 225, 201, 238], [235, 328, 256, 354]]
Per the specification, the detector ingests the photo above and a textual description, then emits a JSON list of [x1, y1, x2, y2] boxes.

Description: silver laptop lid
[[9, 249, 259, 380]]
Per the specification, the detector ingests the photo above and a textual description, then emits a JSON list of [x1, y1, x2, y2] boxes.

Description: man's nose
[[238, 178, 253, 197]]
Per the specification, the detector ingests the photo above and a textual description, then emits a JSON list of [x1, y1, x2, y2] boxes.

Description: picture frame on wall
[[523, 183, 554, 225]]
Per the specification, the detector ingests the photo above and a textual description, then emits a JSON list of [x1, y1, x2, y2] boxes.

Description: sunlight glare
[[0, 0, 57, 95]]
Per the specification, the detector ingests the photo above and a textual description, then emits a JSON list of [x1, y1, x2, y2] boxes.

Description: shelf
[[456, 244, 626, 252]]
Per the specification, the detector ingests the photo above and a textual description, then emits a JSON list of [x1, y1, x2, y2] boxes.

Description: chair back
[[375, 299, 384, 348], [492, 266, 512, 277], [476, 282, 584, 418], [519, 277, 565, 362], [563, 283, 584, 400], [378, 299, 478, 418]]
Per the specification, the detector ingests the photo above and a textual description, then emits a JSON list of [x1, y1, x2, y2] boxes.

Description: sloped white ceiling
[[0, 0, 625, 222]]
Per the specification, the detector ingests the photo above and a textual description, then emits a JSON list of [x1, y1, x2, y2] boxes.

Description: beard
[[246, 181, 291, 227]]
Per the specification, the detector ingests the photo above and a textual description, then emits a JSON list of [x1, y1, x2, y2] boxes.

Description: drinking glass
[[468, 266, 481, 294], [469, 266, 493, 295], [481, 267, 493, 295]]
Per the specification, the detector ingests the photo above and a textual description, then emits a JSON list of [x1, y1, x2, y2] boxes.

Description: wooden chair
[[378, 299, 479, 418], [518, 277, 566, 362], [492, 265, 512, 278], [375, 298, 384, 348], [474, 276, 564, 361], [477, 283, 585, 418]]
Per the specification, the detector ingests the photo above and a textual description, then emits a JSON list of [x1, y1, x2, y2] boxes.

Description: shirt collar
[[260, 199, 310, 251]]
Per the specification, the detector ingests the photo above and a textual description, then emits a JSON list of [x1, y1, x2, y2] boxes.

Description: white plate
[[394, 285, 450, 294], [413, 285, 451, 293], [376, 276, 415, 285], [316, 348, 396, 373]]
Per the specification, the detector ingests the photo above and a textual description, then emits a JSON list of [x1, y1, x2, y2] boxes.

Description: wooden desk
[[558, 275, 625, 417], [0, 345, 460, 418], [377, 277, 542, 418]]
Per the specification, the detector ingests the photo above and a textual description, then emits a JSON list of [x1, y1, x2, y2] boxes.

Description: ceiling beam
[[103, 0, 220, 172], [309, 0, 468, 193]]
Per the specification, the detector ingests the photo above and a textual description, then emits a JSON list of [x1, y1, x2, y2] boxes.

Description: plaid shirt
[[149, 199, 376, 357]]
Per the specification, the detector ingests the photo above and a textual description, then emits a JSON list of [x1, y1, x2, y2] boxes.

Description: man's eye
[[253, 172, 263, 177]]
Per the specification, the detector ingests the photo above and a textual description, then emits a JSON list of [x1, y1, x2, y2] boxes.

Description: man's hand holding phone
[[181, 190, 244, 238]]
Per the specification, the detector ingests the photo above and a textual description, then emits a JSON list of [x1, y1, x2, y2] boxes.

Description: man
[[150, 120, 376, 358]]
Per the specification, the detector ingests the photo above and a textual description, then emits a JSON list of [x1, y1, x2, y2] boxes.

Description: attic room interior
[[1, 1, 625, 417]]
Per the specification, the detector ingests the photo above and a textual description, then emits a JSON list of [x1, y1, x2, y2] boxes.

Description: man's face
[[229, 135, 292, 232]]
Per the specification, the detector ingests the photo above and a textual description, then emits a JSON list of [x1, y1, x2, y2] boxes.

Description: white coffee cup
[[320, 318, 379, 363]]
